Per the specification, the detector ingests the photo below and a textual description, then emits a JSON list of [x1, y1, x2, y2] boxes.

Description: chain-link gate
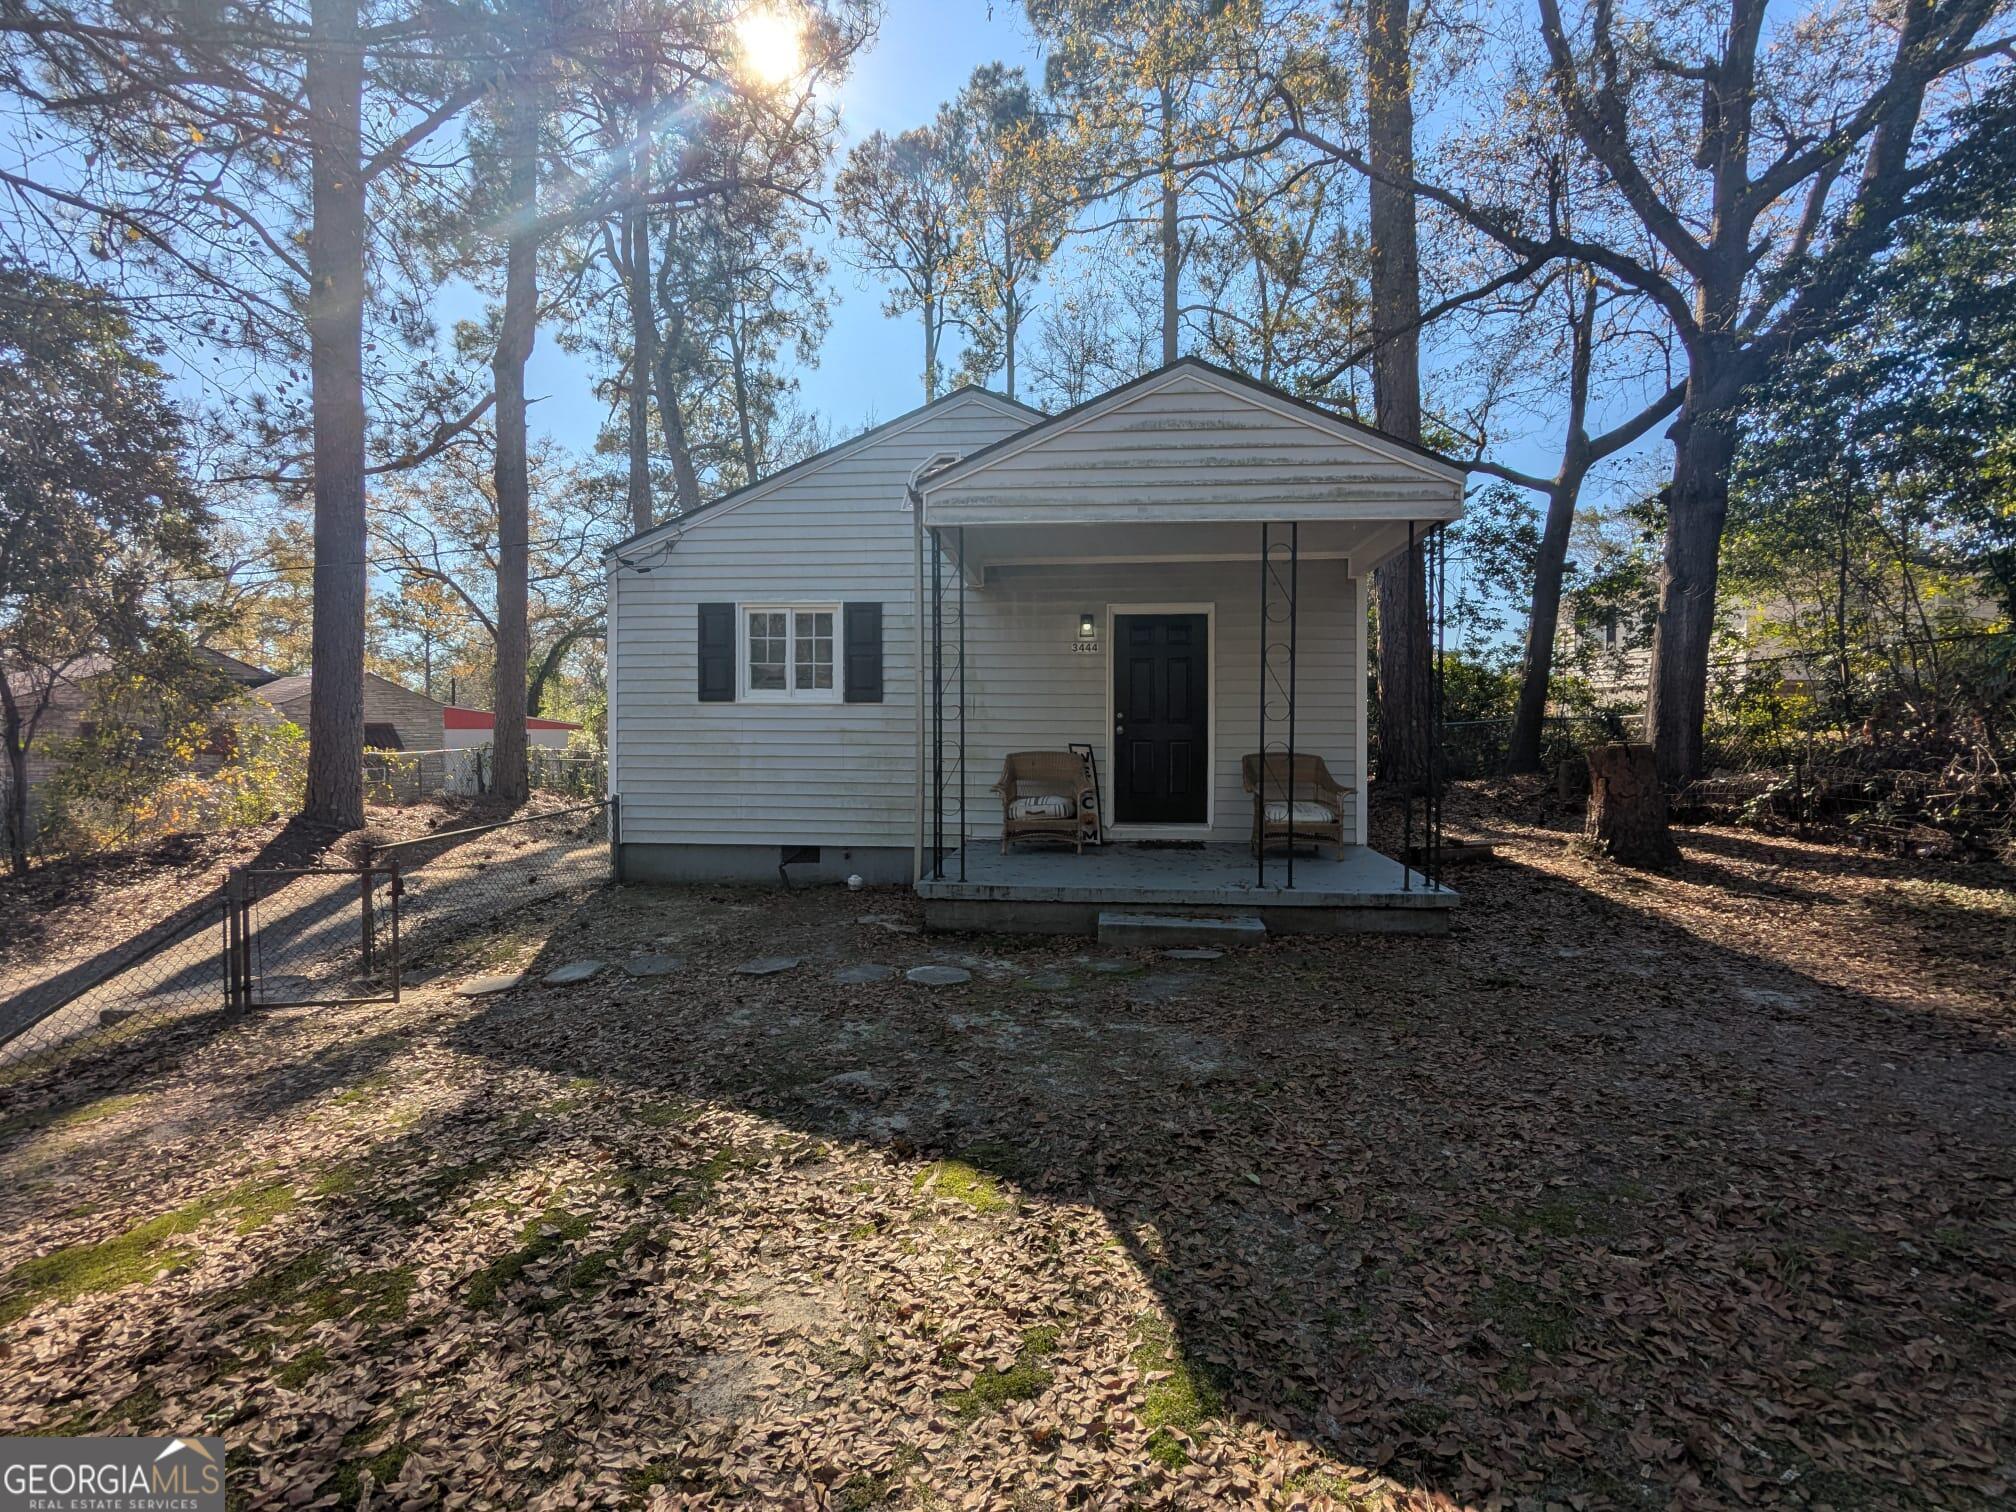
[[223, 864, 402, 1010]]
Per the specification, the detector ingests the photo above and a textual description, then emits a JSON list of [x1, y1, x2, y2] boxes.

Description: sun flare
[[734, 5, 803, 87]]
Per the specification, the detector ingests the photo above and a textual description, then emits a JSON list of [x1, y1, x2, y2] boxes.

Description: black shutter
[[697, 603, 735, 702], [843, 602, 883, 703]]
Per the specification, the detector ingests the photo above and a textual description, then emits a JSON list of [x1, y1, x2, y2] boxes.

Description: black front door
[[1113, 613, 1210, 825]]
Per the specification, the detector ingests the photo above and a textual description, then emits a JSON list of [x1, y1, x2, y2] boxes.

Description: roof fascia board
[[921, 362, 1467, 497], [610, 389, 1038, 555]]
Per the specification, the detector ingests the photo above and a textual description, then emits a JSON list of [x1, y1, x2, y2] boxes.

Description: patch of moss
[[0, 1092, 154, 1143], [0, 1177, 295, 1324], [310, 1163, 362, 1198], [943, 1327, 1062, 1421], [227, 1179, 297, 1234], [836, 1446, 923, 1509], [913, 1160, 1009, 1214], [565, 1224, 656, 1290], [1129, 1313, 1223, 1469], [466, 1207, 592, 1309], [1478, 1278, 1575, 1353], [215, 1250, 414, 1332], [331, 1071, 398, 1108], [275, 1344, 331, 1389], [631, 1100, 695, 1128], [662, 1146, 759, 1217], [319, 1442, 409, 1503]]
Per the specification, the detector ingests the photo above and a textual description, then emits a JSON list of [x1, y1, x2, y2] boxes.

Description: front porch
[[914, 841, 1456, 936]]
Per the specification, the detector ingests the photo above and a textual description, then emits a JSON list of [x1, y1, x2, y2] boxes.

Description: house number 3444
[[1070, 638, 1100, 655]]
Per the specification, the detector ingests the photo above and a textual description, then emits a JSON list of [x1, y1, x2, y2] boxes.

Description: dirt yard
[[1, 790, 2011, 1509]]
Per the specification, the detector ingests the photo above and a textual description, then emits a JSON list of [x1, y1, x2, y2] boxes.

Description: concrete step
[[1096, 912, 1267, 947]]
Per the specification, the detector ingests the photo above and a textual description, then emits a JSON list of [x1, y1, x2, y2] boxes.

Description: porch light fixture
[[1078, 611, 1098, 639]]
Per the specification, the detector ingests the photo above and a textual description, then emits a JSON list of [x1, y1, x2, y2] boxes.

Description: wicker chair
[[992, 751, 1098, 854], [1241, 753, 1353, 860]]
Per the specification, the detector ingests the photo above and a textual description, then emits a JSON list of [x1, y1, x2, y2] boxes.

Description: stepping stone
[[1161, 948, 1224, 962], [622, 955, 682, 977], [542, 960, 605, 986], [833, 963, 897, 985], [1087, 959, 1142, 975], [733, 956, 801, 976], [1019, 971, 1075, 991], [905, 965, 971, 987], [458, 973, 525, 997]]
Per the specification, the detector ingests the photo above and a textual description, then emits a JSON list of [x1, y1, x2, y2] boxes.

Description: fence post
[[608, 794, 623, 883], [359, 862, 376, 975]]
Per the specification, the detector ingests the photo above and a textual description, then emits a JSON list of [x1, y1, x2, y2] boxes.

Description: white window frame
[[739, 602, 842, 702]]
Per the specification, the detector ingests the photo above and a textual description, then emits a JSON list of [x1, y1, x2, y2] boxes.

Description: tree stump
[[1584, 742, 1680, 869]]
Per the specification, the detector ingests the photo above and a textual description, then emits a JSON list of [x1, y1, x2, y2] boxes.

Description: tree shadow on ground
[[5, 832, 2013, 1508], [418, 843, 2016, 1507]]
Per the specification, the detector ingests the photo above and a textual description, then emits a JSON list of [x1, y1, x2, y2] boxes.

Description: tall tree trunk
[[922, 293, 939, 402], [1004, 285, 1018, 400], [653, 295, 703, 514], [1647, 386, 1739, 782], [1506, 472, 1581, 772], [624, 202, 655, 534], [490, 57, 538, 809], [1, 681, 30, 876], [1364, 0, 1429, 784], [623, 68, 655, 536], [1159, 84, 1179, 366], [302, 0, 367, 831], [729, 314, 758, 481], [1508, 275, 1599, 772]]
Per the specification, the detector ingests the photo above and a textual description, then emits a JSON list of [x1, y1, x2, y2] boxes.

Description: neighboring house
[[605, 359, 1468, 935], [3, 647, 277, 811], [1555, 586, 2006, 710], [442, 705, 582, 751], [253, 671, 446, 754]]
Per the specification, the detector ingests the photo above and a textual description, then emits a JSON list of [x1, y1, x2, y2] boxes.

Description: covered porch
[[907, 362, 1466, 937]]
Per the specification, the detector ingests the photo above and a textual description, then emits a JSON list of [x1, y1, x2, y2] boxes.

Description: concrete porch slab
[[915, 842, 1456, 937], [1097, 912, 1267, 947]]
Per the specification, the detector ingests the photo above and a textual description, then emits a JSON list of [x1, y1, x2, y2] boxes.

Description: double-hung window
[[742, 605, 838, 700]]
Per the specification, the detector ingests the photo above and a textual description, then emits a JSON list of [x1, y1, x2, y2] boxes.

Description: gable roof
[[922, 357, 1468, 496], [608, 384, 1041, 558], [254, 670, 442, 711], [195, 646, 277, 686]]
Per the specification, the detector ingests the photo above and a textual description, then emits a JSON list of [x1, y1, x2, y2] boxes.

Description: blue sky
[[524, 0, 1046, 453]]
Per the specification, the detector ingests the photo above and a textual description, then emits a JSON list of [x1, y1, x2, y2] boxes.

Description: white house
[[605, 360, 1465, 935]]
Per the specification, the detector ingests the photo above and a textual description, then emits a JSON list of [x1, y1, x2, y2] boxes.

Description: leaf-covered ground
[[2, 789, 2012, 1509]]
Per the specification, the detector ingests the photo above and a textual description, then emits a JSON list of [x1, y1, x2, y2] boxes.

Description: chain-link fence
[[0, 799, 615, 1086], [0, 896, 233, 1082], [367, 799, 611, 966]]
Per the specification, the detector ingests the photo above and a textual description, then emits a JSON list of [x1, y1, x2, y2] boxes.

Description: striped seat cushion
[[1264, 800, 1337, 825], [1007, 794, 1075, 820]]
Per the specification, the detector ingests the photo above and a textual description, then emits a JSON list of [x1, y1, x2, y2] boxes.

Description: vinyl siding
[[608, 392, 1033, 849], [611, 381, 1371, 857], [926, 368, 1463, 522], [946, 561, 1360, 847]]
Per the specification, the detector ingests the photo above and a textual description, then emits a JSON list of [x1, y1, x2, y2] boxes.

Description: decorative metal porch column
[[1398, 521, 1448, 895], [1257, 521, 1300, 888]]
